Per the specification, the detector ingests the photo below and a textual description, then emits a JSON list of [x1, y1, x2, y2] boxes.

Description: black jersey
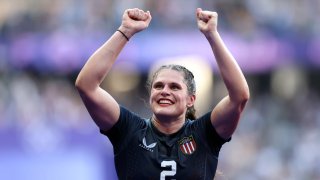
[[101, 106, 230, 180]]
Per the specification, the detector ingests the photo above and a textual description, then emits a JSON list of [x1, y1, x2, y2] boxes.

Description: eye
[[170, 84, 181, 90], [153, 82, 163, 89]]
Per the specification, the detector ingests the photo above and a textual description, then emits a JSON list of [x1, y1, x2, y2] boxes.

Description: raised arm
[[75, 8, 152, 131], [196, 8, 250, 139]]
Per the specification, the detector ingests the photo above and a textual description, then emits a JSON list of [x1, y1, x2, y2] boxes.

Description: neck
[[151, 115, 186, 135]]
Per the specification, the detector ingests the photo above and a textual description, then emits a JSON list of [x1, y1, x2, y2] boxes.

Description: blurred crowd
[[0, 70, 320, 179], [1, 0, 320, 180], [1, 0, 318, 33], [1, 0, 319, 72]]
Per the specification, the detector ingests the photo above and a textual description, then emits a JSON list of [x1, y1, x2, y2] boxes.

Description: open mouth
[[157, 99, 174, 105]]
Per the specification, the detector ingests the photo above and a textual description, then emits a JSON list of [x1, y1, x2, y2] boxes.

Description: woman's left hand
[[196, 8, 218, 36]]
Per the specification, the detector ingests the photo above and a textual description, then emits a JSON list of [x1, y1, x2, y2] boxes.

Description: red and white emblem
[[178, 135, 197, 155]]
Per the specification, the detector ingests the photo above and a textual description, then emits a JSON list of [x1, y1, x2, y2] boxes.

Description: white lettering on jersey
[[139, 137, 157, 152]]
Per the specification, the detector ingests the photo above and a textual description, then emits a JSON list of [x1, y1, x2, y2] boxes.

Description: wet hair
[[146, 64, 197, 120]]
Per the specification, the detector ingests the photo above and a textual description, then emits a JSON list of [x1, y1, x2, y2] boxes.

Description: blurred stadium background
[[0, 0, 319, 179]]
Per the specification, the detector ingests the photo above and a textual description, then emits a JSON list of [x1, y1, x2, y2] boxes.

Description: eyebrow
[[170, 82, 182, 87], [153, 81, 183, 87]]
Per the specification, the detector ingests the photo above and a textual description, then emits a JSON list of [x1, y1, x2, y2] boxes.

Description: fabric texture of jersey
[[100, 106, 230, 180]]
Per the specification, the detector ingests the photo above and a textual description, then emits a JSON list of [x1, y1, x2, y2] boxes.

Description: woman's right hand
[[119, 8, 152, 39]]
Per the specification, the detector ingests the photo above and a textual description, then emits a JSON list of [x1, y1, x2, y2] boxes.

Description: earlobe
[[187, 95, 196, 107], [187, 104, 193, 108]]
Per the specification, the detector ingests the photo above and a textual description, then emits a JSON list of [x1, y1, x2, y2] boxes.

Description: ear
[[187, 94, 196, 107]]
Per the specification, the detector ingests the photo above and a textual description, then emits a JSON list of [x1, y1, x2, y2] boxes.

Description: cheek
[[149, 90, 157, 103], [183, 95, 193, 105], [175, 95, 186, 104]]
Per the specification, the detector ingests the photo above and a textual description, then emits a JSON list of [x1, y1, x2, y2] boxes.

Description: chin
[[154, 108, 183, 120], [153, 107, 172, 116], [155, 109, 173, 116]]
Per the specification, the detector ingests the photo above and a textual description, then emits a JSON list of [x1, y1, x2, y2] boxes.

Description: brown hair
[[146, 64, 197, 120]]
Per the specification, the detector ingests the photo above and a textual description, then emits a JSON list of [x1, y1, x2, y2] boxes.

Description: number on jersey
[[160, 160, 176, 180]]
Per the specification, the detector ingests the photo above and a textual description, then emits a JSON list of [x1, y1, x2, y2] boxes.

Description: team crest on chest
[[178, 135, 197, 155]]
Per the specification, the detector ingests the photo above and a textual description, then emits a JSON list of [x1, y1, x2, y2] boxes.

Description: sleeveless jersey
[[100, 106, 230, 180]]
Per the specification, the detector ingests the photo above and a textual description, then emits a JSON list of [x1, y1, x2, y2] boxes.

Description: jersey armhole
[[100, 106, 146, 154], [100, 105, 124, 136], [195, 112, 231, 153], [204, 113, 232, 145]]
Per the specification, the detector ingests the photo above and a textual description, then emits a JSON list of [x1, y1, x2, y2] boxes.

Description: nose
[[160, 85, 170, 96]]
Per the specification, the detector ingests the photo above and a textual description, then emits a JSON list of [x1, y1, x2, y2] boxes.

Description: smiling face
[[149, 69, 195, 121]]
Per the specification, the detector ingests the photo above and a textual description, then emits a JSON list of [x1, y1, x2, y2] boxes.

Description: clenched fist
[[196, 8, 218, 36], [118, 8, 152, 39]]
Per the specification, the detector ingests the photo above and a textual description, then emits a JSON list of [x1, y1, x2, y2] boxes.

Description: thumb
[[196, 8, 202, 20], [145, 11, 152, 23]]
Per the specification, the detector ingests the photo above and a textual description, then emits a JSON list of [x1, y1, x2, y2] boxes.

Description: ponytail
[[186, 105, 196, 120]]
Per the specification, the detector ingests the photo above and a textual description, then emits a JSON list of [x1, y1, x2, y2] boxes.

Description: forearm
[[76, 8, 151, 92], [75, 31, 128, 92], [207, 31, 249, 102]]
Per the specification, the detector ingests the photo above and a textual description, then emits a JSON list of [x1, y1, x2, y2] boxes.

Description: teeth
[[159, 100, 172, 104]]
